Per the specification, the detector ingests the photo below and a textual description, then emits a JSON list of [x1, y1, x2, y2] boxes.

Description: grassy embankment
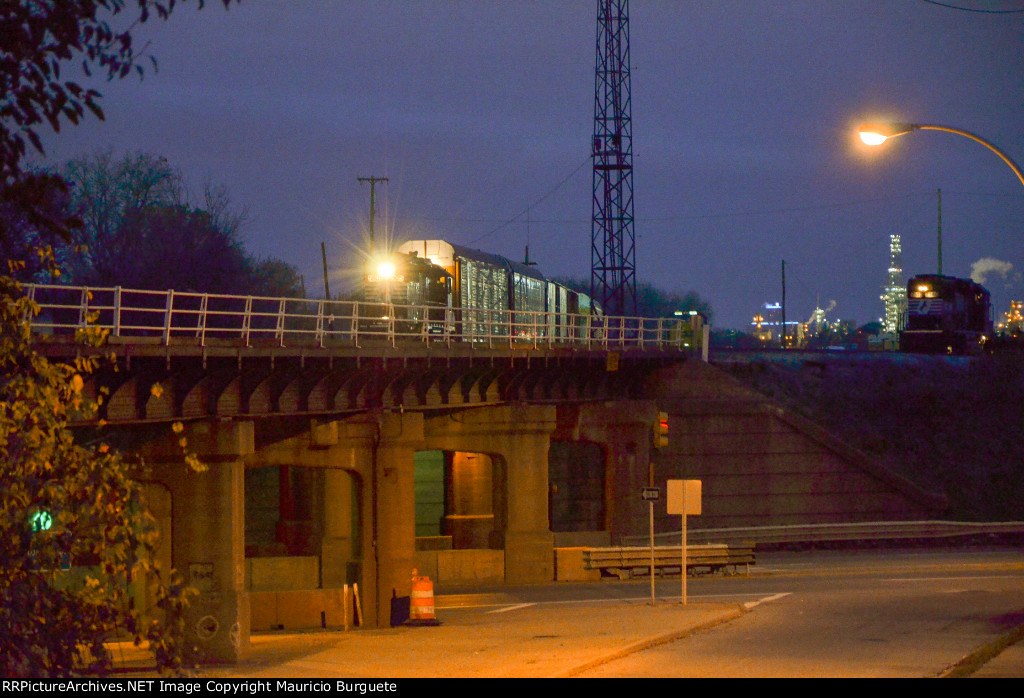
[[724, 354, 1024, 522]]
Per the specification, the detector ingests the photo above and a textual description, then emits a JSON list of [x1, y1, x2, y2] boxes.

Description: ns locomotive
[[901, 274, 993, 355], [361, 239, 600, 340]]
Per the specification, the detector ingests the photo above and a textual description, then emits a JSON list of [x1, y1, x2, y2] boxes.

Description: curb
[[938, 617, 1024, 678], [557, 604, 746, 677]]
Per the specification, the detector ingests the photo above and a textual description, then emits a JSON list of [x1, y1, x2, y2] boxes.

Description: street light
[[857, 122, 1024, 189]]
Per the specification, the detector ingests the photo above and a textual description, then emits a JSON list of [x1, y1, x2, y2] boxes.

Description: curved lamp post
[[858, 122, 1024, 189]]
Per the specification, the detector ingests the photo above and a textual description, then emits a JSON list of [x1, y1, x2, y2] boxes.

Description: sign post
[[667, 479, 701, 605], [641, 486, 660, 605]]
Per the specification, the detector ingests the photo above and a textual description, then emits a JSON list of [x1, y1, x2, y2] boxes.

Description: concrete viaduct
[[27, 285, 944, 663]]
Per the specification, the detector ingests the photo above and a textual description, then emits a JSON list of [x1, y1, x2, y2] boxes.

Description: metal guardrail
[[584, 544, 755, 579], [620, 521, 1024, 547], [22, 283, 696, 352]]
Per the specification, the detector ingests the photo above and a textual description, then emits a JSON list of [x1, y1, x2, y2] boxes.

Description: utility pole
[[358, 176, 389, 253], [523, 209, 537, 267], [321, 241, 331, 300], [937, 188, 942, 275], [781, 260, 786, 349]]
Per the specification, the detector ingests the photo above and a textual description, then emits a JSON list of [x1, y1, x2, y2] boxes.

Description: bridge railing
[[22, 284, 693, 352]]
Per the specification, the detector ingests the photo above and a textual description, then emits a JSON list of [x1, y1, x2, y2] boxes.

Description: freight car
[[901, 274, 993, 355], [361, 239, 599, 341]]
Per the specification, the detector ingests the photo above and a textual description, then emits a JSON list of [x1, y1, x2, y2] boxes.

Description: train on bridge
[[362, 239, 602, 341]]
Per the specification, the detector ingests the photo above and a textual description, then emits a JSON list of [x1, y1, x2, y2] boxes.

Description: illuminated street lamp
[[857, 122, 1024, 189]]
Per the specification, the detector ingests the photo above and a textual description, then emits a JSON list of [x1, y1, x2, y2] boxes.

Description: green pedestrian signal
[[29, 509, 52, 532]]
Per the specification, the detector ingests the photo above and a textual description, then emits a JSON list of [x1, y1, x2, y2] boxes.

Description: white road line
[[486, 603, 537, 614], [743, 592, 791, 610], [446, 592, 782, 612], [884, 575, 1024, 582]]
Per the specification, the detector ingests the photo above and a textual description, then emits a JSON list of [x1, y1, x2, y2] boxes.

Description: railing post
[[316, 300, 325, 348], [23, 284, 35, 331], [387, 303, 396, 347], [197, 294, 208, 346], [162, 290, 174, 345], [352, 301, 360, 349], [276, 298, 287, 347], [113, 286, 122, 338], [78, 287, 90, 328], [243, 296, 252, 347]]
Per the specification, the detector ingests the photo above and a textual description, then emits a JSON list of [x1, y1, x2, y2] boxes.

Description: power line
[[921, 0, 1024, 14], [466, 157, 589, 245], [419, 191, 991, 227]]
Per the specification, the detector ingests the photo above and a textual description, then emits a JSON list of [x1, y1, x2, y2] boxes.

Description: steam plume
[[970, 257, 1013, 285]]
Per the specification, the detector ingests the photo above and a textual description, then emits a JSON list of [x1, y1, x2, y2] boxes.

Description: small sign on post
[[641, 486, 661, 604], [666, 479, 702, 605]]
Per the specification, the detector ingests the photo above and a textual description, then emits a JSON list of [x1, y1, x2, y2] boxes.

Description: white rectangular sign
[[666, 479, 701, 516]]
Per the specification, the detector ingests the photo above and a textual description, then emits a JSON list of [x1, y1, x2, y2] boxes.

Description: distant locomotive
[[361, 239, 600, 340], [901, 274, 993, 355]]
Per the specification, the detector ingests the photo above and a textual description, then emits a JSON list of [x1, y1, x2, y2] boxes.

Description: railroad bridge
[[26, 285, 942, 663], [26, 285, 699, 662]]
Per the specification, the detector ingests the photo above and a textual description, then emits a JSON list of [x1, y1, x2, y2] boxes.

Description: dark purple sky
[[38, 0, 1024, 330]]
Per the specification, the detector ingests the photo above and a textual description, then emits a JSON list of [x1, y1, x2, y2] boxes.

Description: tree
[[0, 172, 76, 281], [552, 276, 714, 321], [0, 0, 235, 676], [1, 1, 235, 249], [1, 1, 232, 179], [51, 150, 304, 296], [635, 283, 713, 323], [59, 151, 185, 282], [251, 257, 306, 298], [108, 203, 254, 291]]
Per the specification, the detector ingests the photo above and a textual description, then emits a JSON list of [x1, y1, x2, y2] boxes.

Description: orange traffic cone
[[407, 569, 440, 626]]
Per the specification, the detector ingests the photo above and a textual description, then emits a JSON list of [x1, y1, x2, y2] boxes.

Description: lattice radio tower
[[591, 0, 637, 317]]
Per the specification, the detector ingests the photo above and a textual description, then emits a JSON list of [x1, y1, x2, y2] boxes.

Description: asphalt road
[[191, 546, 1024, 678], [564, 547, 1024, 677]]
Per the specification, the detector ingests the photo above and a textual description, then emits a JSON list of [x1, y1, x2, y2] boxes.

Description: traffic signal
[[653, 411, 668, 449], [29, 509, 52, 533]]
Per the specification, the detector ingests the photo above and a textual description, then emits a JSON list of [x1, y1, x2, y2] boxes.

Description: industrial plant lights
[[857, 121, 1024, 189]]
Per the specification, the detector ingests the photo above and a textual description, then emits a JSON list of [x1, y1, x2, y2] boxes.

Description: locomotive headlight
[[916, 284, 930, 293], [376, 260, 397, 280]]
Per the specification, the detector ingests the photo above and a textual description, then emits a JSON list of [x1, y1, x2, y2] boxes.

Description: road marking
[[743, 592, 791, 610], [486, 603, 537, 614], [444, 592, 783, 613], [884, 575, 1024, 582]]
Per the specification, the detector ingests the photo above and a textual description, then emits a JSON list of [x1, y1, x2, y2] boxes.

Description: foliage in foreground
[[1, 2, 238, 675], [0, 276, 197, 676]]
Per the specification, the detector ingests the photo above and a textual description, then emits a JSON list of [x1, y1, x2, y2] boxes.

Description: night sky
[[37, 0, 1024, 330]]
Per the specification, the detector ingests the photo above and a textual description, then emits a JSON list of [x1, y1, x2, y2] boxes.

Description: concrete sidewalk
[[198, 598, 743, 679]]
